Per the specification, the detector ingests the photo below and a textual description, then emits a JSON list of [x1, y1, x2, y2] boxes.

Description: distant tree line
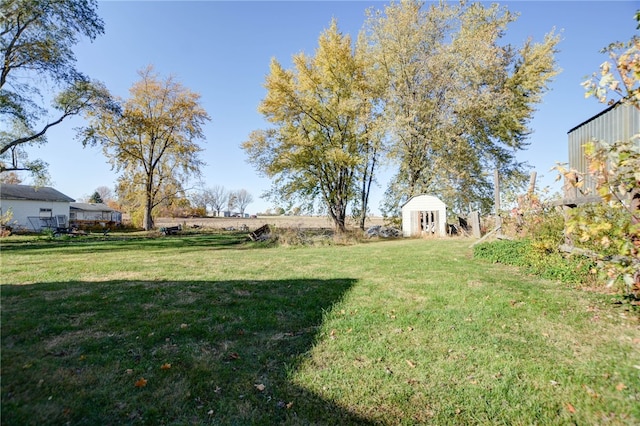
[[78, 184, 254, 224], [189, 186, 254, 217]]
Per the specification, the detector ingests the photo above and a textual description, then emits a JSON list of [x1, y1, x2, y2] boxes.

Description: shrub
[[561, 26, 640, 296], [474, 239, 597, 286], [270, 227, 364, 247], [473, 239, 529, 266]]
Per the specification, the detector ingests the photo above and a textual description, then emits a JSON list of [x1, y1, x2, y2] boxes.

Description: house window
[[39, 208, 52, 218]]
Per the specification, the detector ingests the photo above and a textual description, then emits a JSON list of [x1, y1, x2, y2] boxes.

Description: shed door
[[419, 210, 441, 235], [411, 211, 420, 236]]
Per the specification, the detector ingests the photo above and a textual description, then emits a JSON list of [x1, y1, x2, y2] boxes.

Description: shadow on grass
[[1, 278, 373, 425]]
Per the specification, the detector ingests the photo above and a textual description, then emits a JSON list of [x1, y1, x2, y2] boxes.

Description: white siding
[[401, 195, 447, 237], [75, 210, 111, 221], [0, 199, 70, 231]]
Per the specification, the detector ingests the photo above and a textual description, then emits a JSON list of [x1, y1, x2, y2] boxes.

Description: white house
[[70, 202, 122, 226], [401, 194, 447, 237], [0, 184, 75, 231]]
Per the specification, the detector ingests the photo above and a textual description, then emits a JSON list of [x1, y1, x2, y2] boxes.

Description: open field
[[1, 232, 639, 425], [154, 215, 387, 231]]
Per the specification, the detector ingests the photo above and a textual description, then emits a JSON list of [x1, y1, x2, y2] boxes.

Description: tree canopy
[[243, 20, 383, 232], [88, 191, 104, 204], [233, 189, 254, 216], [81, 66, 210, 230], [0, 0, 111, 180], [363, 0, 560, 216], [244, 1, 560, 224], [205, 185, 229, 217]]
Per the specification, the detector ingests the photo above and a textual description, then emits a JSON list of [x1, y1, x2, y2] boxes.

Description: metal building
[[566, 102, 639, 201]]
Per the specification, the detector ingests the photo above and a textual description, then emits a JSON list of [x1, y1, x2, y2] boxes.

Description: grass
[[1, 231, 639, 425]]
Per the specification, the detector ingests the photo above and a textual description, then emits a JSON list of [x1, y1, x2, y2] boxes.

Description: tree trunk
[[143, 172, 154, 231], [334, 214, 347, 233], [358, 151, 370, 231], [358, 159, 376, 231], [327, 201, 348, 234], [143, 198, 154, 231]]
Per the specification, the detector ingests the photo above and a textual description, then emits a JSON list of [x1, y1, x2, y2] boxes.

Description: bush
[[474, 239, 597, 286], [271, 227, 365, 247], [473, 239, 529, 266]]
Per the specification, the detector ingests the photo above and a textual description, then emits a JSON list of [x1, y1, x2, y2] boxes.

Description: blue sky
[[31, 0, 639, 215]]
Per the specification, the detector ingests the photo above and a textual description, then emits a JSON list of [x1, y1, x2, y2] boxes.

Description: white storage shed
[[401, 194, 447, 237]]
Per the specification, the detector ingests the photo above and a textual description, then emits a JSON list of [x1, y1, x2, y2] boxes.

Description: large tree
[[88, 191, 103, 204], [94, 185, 113, 203], [364, 0, 559, 216], [233, 189, 254, 216], [82, 66, 210, 230], [205, 185, 228, 217], [0, 0, 111, 179], [243, 20, 383, 232]]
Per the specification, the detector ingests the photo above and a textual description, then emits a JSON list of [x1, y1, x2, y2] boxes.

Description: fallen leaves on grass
[[134, 377, 147, 388], [160, 363, 171, 370], [406, 359, 416, 368], [583, 385, 600, 399], [615, 383, 626, 391], [254, 383, 265, 391], [566, 403, 576, 414]]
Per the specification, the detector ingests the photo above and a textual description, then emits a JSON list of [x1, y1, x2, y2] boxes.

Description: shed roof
[[401, 194, 446, 209], [70, 202, 117, 212], [0, 184, 75, 202]]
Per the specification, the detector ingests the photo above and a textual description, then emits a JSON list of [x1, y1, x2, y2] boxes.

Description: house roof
[[0, 184, 75, 202], [70, 202, 117, 212]]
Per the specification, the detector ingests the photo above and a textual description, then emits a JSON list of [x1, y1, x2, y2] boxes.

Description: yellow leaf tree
[[363, 0, 560, 215], [243, 20, 384, 232], [82, 66, 210, 230]]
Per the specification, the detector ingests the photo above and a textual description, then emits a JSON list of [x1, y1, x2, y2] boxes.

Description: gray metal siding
[[567, 103, 639, 196]]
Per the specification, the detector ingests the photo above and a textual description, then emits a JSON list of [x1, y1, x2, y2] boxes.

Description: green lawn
[[1, 232, 638, 425]]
